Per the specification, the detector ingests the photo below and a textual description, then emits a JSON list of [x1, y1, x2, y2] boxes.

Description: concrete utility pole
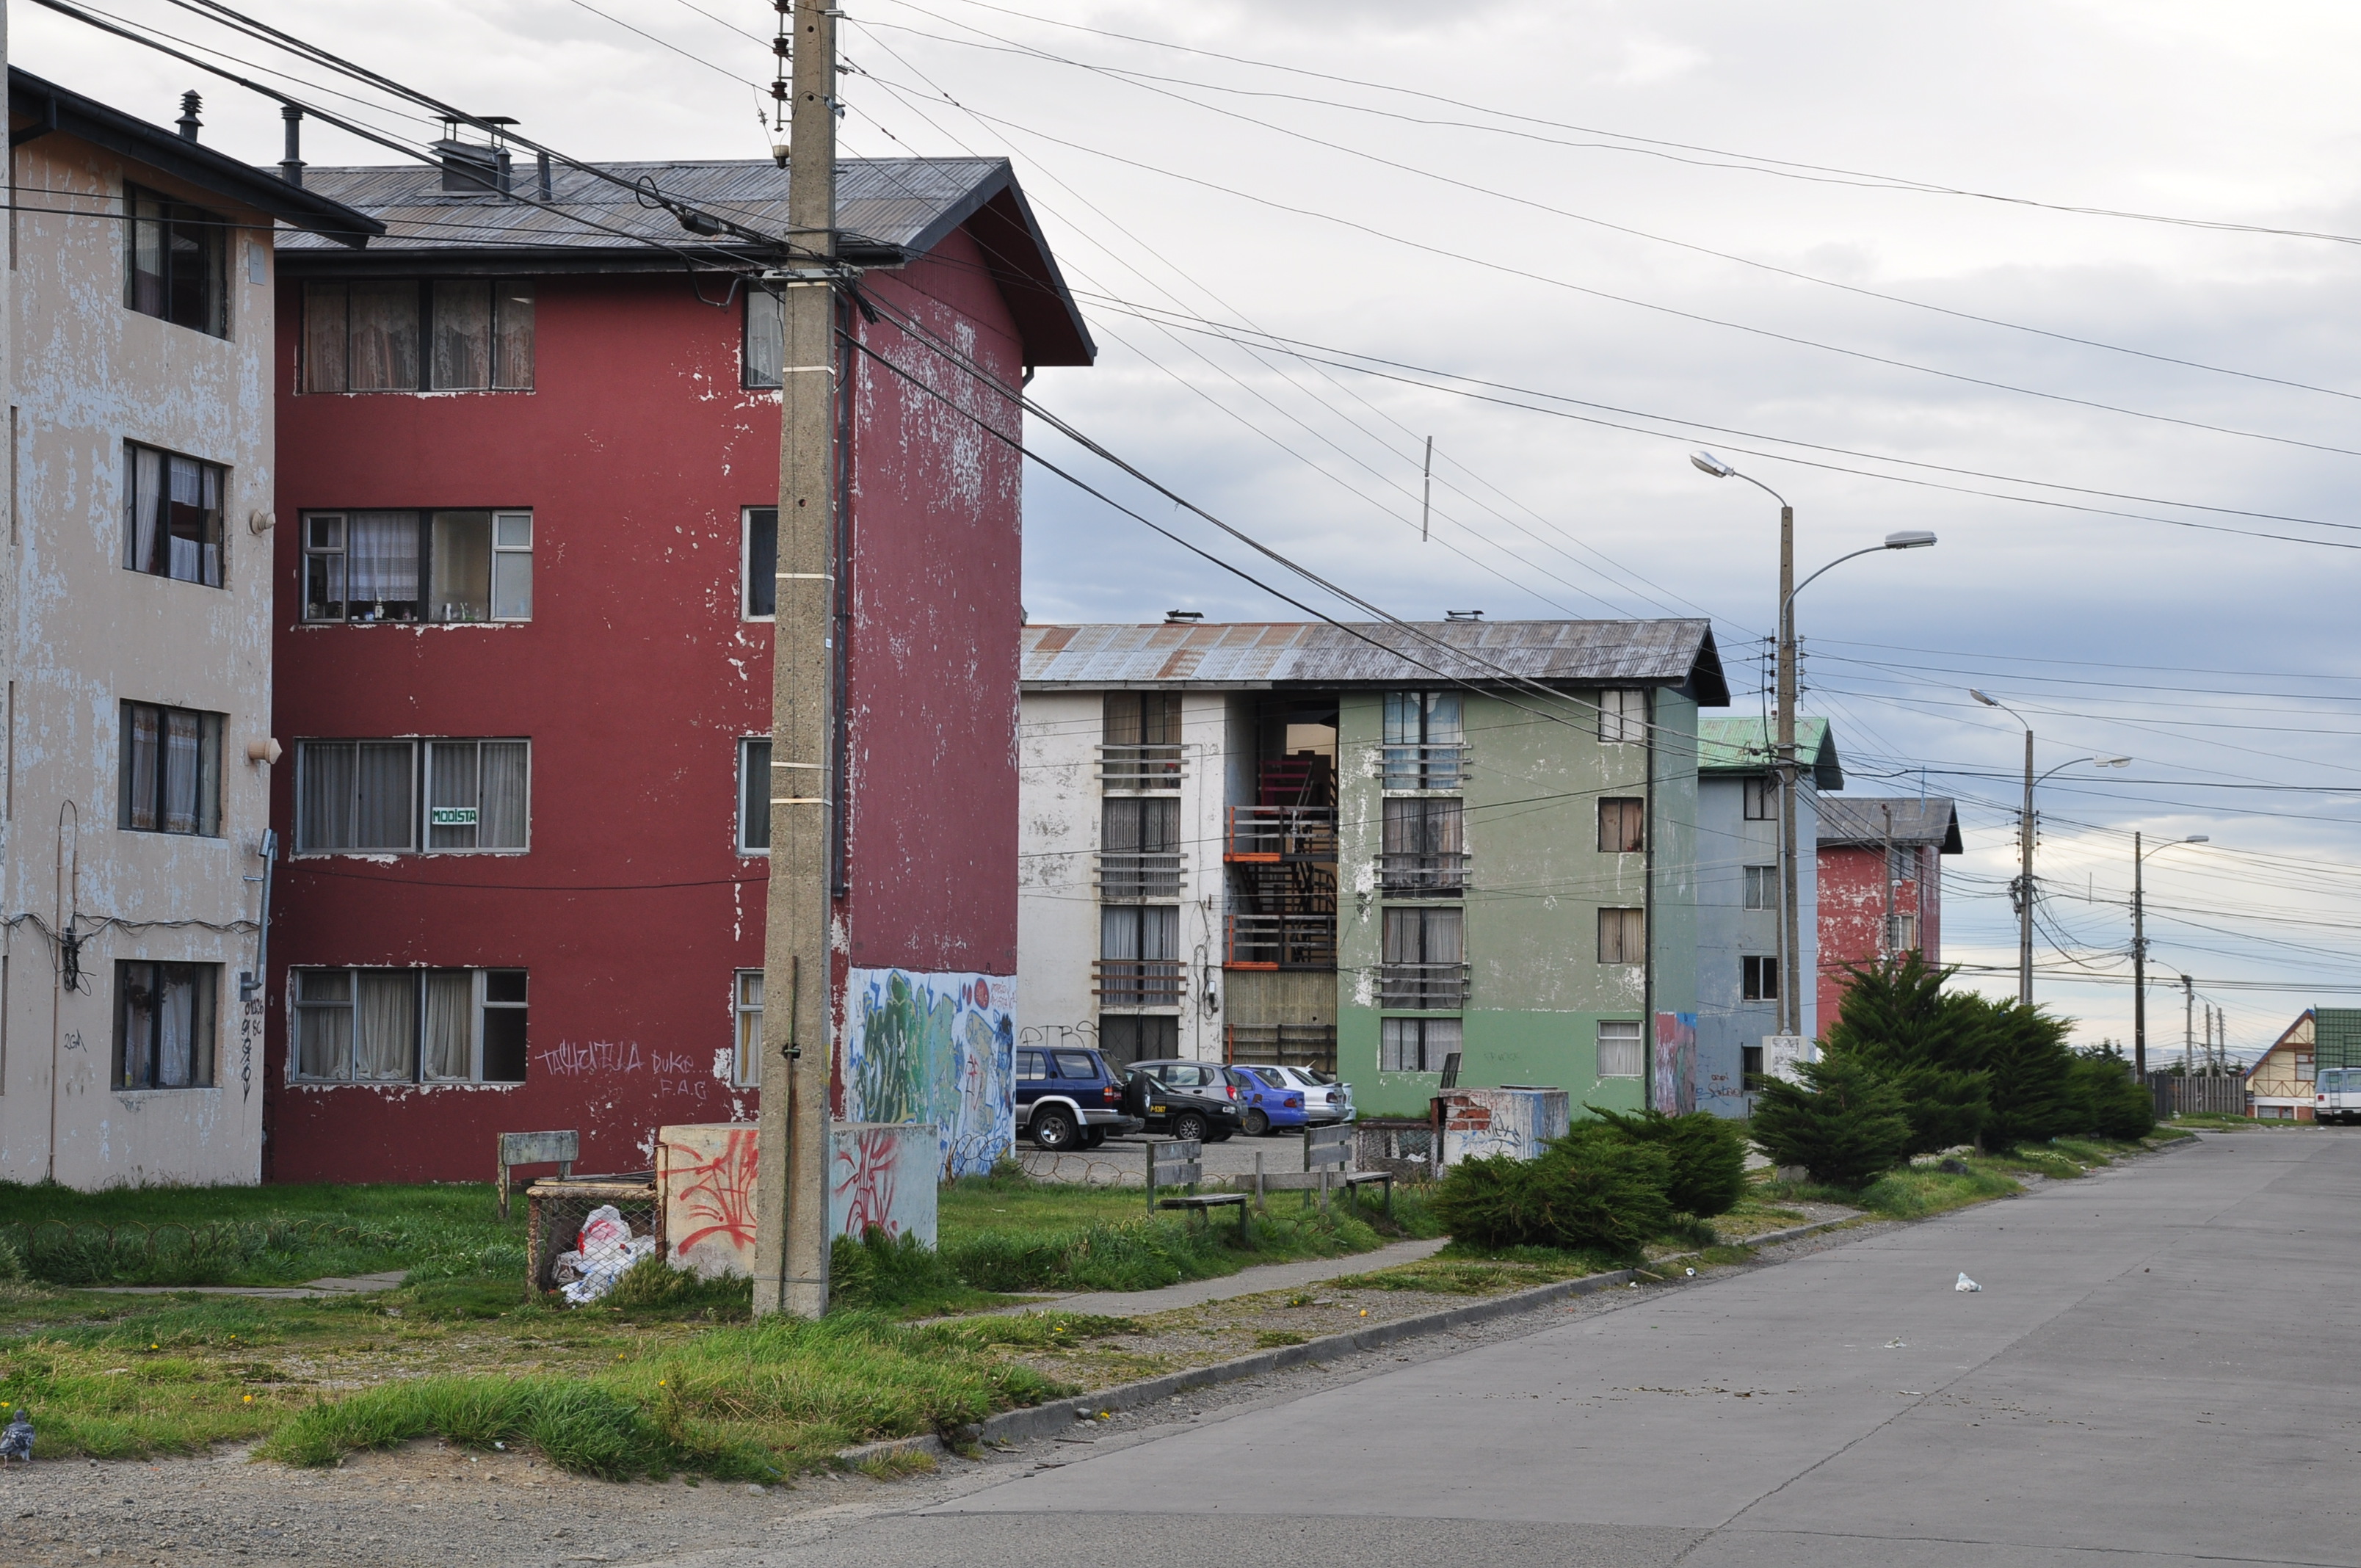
[[752, 0, 839, 1321], [1775, 501, 1799, 1037], [2016, 727, 2035, 1004], [2182, 974, 2195, 1075], [2133, 831, 2147, 1078]]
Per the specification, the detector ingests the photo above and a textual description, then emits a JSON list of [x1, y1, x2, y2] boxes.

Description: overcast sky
[[21, 0, 2361, 1059]]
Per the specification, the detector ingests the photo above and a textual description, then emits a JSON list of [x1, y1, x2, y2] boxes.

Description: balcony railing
[[1096, 851, 1184, 900], [1380, 743, 1466, 791], [1224, 1023, 1338, 1074], [1098, 743, 1183, 791], [1225, 805, 1337, 861], [1092, 958, 1186, 1007], [1377, 851, 1470, 896], [1225, 912, 1338, 970], [1379, 962, 1469, 1009]]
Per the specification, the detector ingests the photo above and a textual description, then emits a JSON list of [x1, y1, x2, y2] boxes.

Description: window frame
[[1597, 1017, 1644, 1079], [123, 442, 228, 588], [300, 509, 534, 625], [738, 736, 771, 854], [1742, 776, 1777, 821], [733, 968, 763, 1086], [1379, 1015, 1462, 1073], [1597, 689, 1646, 744], [300, 278, 535, 393], [743, 286, 785, 388], [1742, 864, 1777, 910], [1741, 954, 1780, 1002], [294, 737, 530, 856], [125, 182, 228, 338], [1597, 907, 1646, 965], [118, 700, 224, 838], [742, 506, 778, 620], [1382, 690, 1466, 791], [1596, 796, 1645, 854], [113, 960, 220, 1090], [287, 965, 529, 1085]]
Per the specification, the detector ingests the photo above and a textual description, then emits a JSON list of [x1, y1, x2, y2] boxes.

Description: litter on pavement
[[1955, 1271, 1983, 1293]]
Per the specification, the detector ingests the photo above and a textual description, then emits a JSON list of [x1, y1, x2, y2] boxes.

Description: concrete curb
[[836, 1215, 1854, 1467]]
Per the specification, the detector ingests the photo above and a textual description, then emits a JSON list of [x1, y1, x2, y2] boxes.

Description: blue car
[[1230, 1064, 1356, 1136]]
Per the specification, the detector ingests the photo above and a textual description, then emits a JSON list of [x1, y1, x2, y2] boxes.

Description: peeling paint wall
[[265, 231, 1026, 1183], [0, 129, 277, 1188], [1693, 773, 1821, 1117], [1815, 840, 1938, 1029]]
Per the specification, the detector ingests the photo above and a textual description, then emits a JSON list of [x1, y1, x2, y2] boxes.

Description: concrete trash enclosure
[[1435, 1087, 1571, 1166]]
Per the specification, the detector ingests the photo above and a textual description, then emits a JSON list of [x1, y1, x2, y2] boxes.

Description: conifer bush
[[1591, 1107, 1749, 1218], [1432, 1125, 1673, 1258], [2069, 1050, 2157, 1141], [1750, 1055, 1911, 1189]]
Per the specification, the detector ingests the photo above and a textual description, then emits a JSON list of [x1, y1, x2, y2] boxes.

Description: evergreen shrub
[[1432, 1126, 1673, 1258], [1751, 1055, 1911, 1189], [1592, 1107, 1749, 1217]]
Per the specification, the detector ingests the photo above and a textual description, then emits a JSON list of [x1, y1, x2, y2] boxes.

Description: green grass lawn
[[1764, 1133, 2175, 1219], [0, 1165, 1438, 1472]]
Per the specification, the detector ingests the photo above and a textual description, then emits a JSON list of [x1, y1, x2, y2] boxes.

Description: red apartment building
[[1816, 796, 1961, 1028], [263, 145, 1090, 1182]]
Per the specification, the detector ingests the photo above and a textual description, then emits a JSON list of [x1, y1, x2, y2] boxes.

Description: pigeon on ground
[[0, 1409, 31, 1464]]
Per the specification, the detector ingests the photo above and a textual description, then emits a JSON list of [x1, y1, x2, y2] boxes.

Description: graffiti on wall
[[842, 969, 1015, 1177], [659, 1123, 760, 1279], [1653, 1012, 1699, 1116], [828, 1123, 937, 1243]]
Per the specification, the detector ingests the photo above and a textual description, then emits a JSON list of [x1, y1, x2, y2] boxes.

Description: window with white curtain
[[1597, 1019, 1644, 1078], [119, 701, 223, 837], [302, 509, 532, 623], [733, 969, 763, 1086], [1379, 1016, 1461, 1073], [295, 738, 527, 854], [743, 287, 784, 388], [291, 967, 527, 1084], [124, 443, 227, 587], [1597, 689, 1647, 744], [114, 961, 219, 1089], [302, 280, 533, 393]]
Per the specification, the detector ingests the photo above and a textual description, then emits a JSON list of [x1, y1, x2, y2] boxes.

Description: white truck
[[2317, 1067, 2361, 1125]]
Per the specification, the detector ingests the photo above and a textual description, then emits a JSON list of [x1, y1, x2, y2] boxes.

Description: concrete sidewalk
[[1015, 1236, 1448, 1318]]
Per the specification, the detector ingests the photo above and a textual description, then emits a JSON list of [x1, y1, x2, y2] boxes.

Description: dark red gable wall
[[1815, 842, 1943, 1030], [264, 227, 1023, 1183]]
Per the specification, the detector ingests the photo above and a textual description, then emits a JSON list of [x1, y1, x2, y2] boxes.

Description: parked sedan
[[1123, 1059, 1244, 1143], [1229, 1064, 1316, 1136], [1251, 1064, 1354, 1129]]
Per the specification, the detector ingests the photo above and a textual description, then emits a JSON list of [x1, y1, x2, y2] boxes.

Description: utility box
[[654, 1121, 939, 1280], [1434, 1086, 1570, 1166]]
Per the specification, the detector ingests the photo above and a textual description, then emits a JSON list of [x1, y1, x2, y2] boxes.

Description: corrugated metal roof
[[1697, 716, 1843, 789], [1021, 619, 1728, 703], [1818, 796, 1962, 852], [278, 154, 1095, 366], [279, 156, 1001, 258]]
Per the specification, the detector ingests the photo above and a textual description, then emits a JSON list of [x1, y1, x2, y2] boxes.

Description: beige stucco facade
[[2246, 1011, 2314, 1120], [0, 98, 283, 1186]]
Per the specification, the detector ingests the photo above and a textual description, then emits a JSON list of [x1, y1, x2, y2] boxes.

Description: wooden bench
[[1145, 1138, 1248, 1238], [497, 1129, 579, 1220], [1308, 1122, 1393, 1216]]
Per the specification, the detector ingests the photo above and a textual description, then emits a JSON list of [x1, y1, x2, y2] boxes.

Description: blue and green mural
[[842, 968, 1015, 1177]]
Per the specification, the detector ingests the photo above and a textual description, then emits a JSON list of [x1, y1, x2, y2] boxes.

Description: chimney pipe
[[176, 91, 203, 142], [279, 106, 305, 187], [536, 150, 554, 202]]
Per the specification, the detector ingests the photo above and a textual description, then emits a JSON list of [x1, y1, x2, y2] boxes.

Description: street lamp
[[2133, 832, 2208, 1078], [1969, 686, 2129, 1006], [1692, 450, 1936, 1040]]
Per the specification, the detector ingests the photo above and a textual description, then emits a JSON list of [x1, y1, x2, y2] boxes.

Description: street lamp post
[[1691, 451, 1934, 1039], [2133, 830, 2208, 1078], [1968, 689, 2128, 1006]]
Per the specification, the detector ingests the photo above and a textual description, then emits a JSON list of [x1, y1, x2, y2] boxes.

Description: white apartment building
[[0, 70, 378, 1186]]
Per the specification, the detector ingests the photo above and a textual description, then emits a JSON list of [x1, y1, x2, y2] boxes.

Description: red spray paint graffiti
[[833, 1125, 906, 1239], [667, 1128, 759, 1260]]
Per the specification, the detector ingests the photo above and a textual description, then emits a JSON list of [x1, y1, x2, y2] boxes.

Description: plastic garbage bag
[[556, 1205, 653, 1306], [1955, 1271, 1982, 1293]]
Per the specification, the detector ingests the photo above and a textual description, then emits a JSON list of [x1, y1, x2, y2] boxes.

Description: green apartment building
[[1016, 618, 1729, 1120]]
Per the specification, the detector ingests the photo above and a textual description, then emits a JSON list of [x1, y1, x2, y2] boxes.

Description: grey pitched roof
[[9, 70, 381, 246], [279, 156, 1093, 365], [1818, 797, 1962, 853], [1021, 620, 1729, 704], [1697, 716, 1843, 790]]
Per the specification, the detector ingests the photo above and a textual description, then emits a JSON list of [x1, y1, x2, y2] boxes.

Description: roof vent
[[435, 138, 501, 194], [1445, 609, 1484, 622], [1164, 609, 1203, 623], [175, 90, 202, 143]]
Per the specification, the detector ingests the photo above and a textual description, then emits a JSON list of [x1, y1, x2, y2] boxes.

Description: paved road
[[769, 1132, 2361, 1567]]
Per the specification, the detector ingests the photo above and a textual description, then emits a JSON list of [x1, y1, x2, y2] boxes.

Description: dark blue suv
[[1017, 1046, 1143, 1150]]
